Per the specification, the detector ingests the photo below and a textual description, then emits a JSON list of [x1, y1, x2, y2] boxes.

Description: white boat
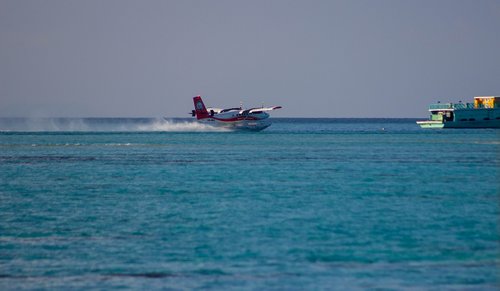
[[417, 96, 500, 129]]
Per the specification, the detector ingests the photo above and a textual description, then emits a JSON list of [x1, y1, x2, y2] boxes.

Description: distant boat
[[417, 96, 500, 129], [191, 96, 282, 131]]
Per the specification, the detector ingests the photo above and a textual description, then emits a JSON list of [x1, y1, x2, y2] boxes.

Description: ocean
[[0, 118, 499, 290]]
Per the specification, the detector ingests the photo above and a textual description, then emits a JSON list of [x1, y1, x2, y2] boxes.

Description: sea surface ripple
[[0, 118, 499, 290]]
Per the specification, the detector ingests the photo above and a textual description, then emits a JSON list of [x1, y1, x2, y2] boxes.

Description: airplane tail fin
[[193, 96, 210, 119]]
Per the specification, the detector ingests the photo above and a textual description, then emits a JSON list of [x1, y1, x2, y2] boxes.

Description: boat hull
[[417, 119, 500, 129]]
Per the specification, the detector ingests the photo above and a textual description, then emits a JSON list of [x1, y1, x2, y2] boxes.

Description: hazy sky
[[1, 0, 499, 118]]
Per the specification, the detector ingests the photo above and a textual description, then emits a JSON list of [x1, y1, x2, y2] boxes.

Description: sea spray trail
[[0, 118, 230, 132], [136, 119, 230, 132]]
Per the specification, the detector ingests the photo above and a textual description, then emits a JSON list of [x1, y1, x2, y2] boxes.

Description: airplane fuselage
[[201, 108, 272, 131], [192, 96, 281, 131]]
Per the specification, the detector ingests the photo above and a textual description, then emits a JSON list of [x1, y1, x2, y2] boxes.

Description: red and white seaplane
[[191, 96, 282, 131]]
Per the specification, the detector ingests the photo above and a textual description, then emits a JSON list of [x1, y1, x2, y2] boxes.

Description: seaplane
[[191, 96, 282, 131]]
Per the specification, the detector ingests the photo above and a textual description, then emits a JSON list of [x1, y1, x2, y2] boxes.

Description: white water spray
[[0, 118, 230, 132], [136, 119, 230, 132]]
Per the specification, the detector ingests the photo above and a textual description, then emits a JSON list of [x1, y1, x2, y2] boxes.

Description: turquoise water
[[1, 118, 499, 289]]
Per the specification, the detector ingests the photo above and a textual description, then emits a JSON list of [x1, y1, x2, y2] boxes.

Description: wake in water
[[0, 118, 229, 132]]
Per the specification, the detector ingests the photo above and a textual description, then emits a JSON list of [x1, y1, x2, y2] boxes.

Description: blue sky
[[1, 0, 499, 117]]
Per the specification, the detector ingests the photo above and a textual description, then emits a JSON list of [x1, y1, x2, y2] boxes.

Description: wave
[[0, 118, 229, 132]]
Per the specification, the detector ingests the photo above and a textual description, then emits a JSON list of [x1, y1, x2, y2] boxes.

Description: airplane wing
[[248, 106, 282, 113]]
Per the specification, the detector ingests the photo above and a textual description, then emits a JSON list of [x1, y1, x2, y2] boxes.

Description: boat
[[416, 96, 500, 129]]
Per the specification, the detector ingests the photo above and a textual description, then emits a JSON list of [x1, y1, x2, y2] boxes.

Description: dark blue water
[[1, 118, 499, 289]]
